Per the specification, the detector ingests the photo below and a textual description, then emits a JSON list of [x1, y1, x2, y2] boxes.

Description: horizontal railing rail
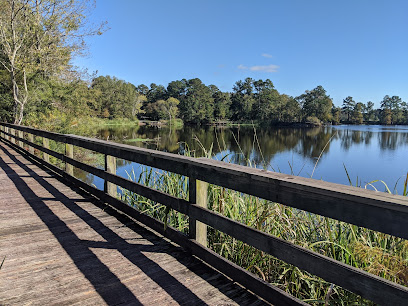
[[1, 122, 407, 305]]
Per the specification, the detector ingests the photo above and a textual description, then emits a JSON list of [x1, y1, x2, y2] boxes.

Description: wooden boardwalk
[[0, 141, 267, 305]]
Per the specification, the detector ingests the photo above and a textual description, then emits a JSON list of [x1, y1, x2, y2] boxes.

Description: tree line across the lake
[[1, 0, 407, 128], [2, 72, 408, 128]]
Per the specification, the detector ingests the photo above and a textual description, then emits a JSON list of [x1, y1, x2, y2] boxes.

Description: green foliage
[[2, 52, 408, 127], [0, 0, 406, 129], [0, 0, 106, 124], [91, 75, 144, 119], [210, 85, 231, 120], [229, 78, 302, 124], [342, 96, 356, 122], [0, 66, 13, 122], [178, 78, 214, 124], [364, 101, 375, 122], [121, 149, 408, 305], [230, 78, 256, 121], [331, 106, 341, 124], [380, 95, 404, 124], [272, 94, 301, 123], [121, 166, 190, 234], [157, 97, 180, 121], [351, 102, 364, 124], [296, 86, 333, 123], [167, 79, 187, 99], [305, 116, 322, 126]]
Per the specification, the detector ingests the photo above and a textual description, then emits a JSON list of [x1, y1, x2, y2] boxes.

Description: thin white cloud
[[261, 53, 273, 58], [250, 64, 279, 72], [237, 64, 279, 73]]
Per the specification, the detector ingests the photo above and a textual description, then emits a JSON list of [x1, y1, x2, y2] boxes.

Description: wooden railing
[[1, 122, 408, 305]]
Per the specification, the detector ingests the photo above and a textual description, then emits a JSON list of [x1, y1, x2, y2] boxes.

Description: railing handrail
[[1, 121, 408, 305], [1, 122, 407, 232]]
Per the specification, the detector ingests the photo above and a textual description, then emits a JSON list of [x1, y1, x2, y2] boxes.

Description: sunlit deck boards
[[0, 142, 267, 305]]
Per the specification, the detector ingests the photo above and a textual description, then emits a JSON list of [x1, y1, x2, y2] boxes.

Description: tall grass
[[120, 144, 408, 305]]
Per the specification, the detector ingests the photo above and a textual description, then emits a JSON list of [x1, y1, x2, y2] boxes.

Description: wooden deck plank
[[0, 141, 267, 305]]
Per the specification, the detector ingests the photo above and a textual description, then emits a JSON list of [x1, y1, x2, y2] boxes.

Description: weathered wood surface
[[65, 143, 74, 176], [0, 141, 267, 305], [42, 136, 49, 163], [2, 122, 408, 305], [104, 154, 117, 198], [188, 178, 208, 247]]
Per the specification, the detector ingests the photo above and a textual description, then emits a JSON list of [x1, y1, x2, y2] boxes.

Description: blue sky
[[74, 0, 408, 107]]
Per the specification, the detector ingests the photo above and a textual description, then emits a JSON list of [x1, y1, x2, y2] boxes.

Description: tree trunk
[[11, 69, 28, 125], [15, 103, 25, 125]]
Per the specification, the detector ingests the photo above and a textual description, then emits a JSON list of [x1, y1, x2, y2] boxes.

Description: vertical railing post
[[104, 154, 117, 198], [65, 141, 74, 176], [189, 177, 208, 247], [43, 137, 49, 163], [10, 128, 15, 144], [18, 130, 23, 148], [0, 125, 4, 139], [27, 133, 34, 154]]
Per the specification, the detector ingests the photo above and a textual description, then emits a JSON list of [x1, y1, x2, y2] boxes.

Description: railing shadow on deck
[[0, 143, 265, 305]]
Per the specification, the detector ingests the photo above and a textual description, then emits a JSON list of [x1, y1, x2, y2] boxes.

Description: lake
[[73, 124, 408, 195]]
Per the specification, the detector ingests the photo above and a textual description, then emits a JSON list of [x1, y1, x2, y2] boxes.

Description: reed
[[120, 146, 407, 305]]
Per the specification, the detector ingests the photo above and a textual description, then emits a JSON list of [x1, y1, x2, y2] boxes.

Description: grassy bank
[[120, 153, 408, 305], [25, 116, 131, 170], [24, 111, 139, 134]]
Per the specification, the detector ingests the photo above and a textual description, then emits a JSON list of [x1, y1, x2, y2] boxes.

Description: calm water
[[74, 124, 408, 194]]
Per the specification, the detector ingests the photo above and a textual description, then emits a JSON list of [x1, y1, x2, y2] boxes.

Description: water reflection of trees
[[144, 126, 339, 166], [295, 127, 334, 159], [337, 129, 374, 151], [74, 168, 94, 185], [335, 128, 408, 152], [88, 125, 408, 170], [377, 131, 408, 150]]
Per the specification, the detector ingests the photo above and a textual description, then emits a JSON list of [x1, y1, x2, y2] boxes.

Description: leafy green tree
[[364, 101, 375, 122], [0, 0, 105, 124], [380, 95, 392, 124], [130, 94, 146, 119], [136, 84, 149, 95], [147, 83, 167, 104], [143, 100, 161, 120], [296, 86, 333, 123], [21, 74, 104, 128], [351, 102, 364, 124], [380, 95, 402, 124], [390, 95, 403, 124], [381, 108, 392, 125], [179, 78, 214, 124], [0, 63, 13, 122], [252, 79, 280, 121], [91, 76, 117, 117], [208, 85, 230, 120], [91, 75, 140, 119], [342, 96, 356, 122], [401, 102, 408, 124], [270, 94, 301, 123], [167, 79, 188, 100], [230, 78, 255, 121], [331, 106, 341, 124], [157, 97, 180, 122]]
